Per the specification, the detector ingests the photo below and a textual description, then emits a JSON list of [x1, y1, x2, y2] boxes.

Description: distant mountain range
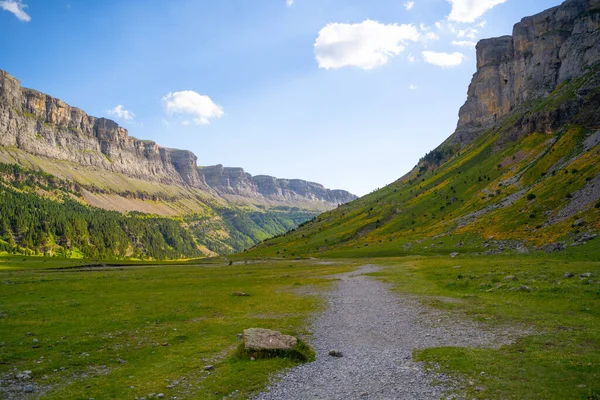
[[0, 70, 356, 258], [247, 0, 600, 258]]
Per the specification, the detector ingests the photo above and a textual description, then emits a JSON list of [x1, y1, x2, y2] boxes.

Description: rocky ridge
[[0, 70, 356, 206], [450, 0, 600, 146]]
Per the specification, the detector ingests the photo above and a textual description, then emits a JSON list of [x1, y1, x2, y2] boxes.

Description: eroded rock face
[[200, 165, 357, 205], [0, 70, 357, 207], [243, 328, 298, 351], [451, 0, 600, 146]]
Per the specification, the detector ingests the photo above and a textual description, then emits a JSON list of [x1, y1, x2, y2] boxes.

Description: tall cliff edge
[[0, 71, 356, 206], [449, 0, 600, 146]]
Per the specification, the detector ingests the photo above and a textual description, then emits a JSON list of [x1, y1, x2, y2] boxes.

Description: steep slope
[[0, 70, 356, 258], [245, 0, 600, 259]]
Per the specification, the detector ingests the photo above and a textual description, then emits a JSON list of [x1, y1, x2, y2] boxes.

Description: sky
[[0, 0, 564, 196]]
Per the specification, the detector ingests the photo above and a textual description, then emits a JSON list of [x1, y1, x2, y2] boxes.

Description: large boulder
[[243, 328, 298, 351]]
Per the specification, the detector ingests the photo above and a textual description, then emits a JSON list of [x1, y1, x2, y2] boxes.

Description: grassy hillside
[[244, 66, 600, 259], [0, 163, 318, 259]]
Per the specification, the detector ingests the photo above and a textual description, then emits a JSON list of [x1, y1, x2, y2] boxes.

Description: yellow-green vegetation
[[0, 258, 356, 399], [0, 162, 319, 258], [244, 69, 600, 259], [368, 254, 600, 399]]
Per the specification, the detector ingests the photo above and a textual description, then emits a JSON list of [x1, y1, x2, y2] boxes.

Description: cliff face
[[451, 0, 600, 145], [0, 70, 356, 207], [200, 165, 357, 205]]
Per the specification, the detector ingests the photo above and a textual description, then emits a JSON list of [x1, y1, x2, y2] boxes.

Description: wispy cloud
[[163, 90, 224, 125], [447, 0, 508, 23], [404, 1, 415, 11], [451, 40, 477, 47], [422, 51, 465, 67], [286, 0, 294, 7], [314, 20, 419, 70], [0, 0, 31, 22], [107, 105, 135, 122]]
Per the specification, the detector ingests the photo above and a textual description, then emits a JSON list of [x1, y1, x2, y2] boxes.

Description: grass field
[[0, 257, 357, 399], [368, 253, 600, 400], [1, 252, 599, 399]]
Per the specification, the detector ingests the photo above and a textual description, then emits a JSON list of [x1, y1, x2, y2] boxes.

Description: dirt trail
[[255, 265, 518, 400]]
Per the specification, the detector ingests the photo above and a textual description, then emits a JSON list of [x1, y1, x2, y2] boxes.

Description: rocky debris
[[516, 244, 530, 254], [547, 173, 600, 226], [572, 219, 586, 227], [543, 243, 566, 253], [243, 328, 298, 351], [328, 350, 343, 358], [564, 272, 575, 278], [580, 272, 593, 278]]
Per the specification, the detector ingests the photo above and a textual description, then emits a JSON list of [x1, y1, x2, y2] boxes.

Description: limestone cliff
[[201, 165, 356, 205], [0, 70, 356, 208], [450, 0, 600, 146]]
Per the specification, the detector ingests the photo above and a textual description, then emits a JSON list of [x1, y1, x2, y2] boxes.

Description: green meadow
[[0, 257, 356, 399]]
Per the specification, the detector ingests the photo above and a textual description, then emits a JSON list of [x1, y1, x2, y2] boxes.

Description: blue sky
[[1, 0, 563, 196]]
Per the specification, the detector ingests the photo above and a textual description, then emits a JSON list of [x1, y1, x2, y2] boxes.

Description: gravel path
[[255, 265, 520, 400]]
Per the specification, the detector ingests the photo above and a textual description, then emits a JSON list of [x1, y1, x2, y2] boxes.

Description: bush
[[527, 193, 537, 200]]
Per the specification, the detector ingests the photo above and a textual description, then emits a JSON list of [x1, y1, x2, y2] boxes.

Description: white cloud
[[286, 0, 294, 6], [451, 40, 477, 47], [163, 90, 224, 125], [107, 105, 135, 122], [423, 32, 440, 41], [408, 53, 416, 62], [0, 0, 30, 22], [314, 20, 420, 70], [457, 27, 478, 39], [409, 84, 417, 90], [404, 1, 415, 10], [422, 51, 465, 67], [447, 0, 508, 23]]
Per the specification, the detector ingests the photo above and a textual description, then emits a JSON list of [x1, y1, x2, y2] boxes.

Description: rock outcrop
[[450, 0, 600, 146], [0, 70, 356, 207], [201, 164, 357, 204]]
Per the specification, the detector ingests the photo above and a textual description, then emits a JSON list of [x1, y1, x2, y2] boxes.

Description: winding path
[[255, 265, 515, 400]]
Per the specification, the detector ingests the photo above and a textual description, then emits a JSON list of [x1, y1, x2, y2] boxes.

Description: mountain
[[246, 0, 600, 259], [0, 70, 356, 258]]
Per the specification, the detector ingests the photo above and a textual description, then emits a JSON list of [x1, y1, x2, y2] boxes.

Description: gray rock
[[328, 350, 343, 358], [580, 272, 593, 278], [504, 276, 518, 281], [24, 384, 35, 393], [203, 365, 214, 371], [450, 252, 460, 258], [448, 0, 600, 148], [243, 328, 298, 351], [518, 286, 532, 292], [543, 243, 566, 253], [563, 272, 575, 278]]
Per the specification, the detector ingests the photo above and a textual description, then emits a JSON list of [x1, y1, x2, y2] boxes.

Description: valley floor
[[0, 253, 599, 399], [255, 265, 521, 400]]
